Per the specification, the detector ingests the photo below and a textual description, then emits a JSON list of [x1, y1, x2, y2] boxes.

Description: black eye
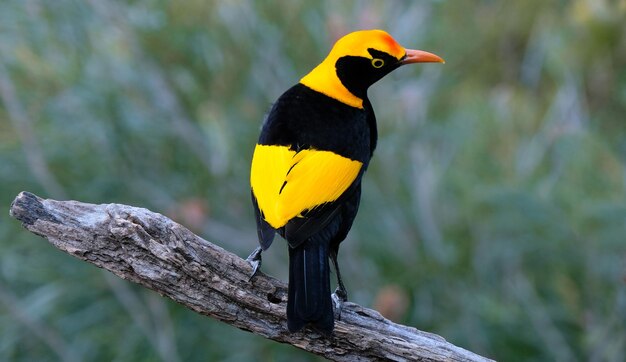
[[371, 58, 384, 68]]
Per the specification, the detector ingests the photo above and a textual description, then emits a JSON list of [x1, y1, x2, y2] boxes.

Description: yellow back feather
[[250, 145, 362, 228]]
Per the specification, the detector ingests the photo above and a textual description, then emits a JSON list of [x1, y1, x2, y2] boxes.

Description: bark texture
[[9, 191, 493, 362]]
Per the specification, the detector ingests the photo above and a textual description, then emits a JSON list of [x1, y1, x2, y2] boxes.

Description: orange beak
[[401, 49, 445, 65]]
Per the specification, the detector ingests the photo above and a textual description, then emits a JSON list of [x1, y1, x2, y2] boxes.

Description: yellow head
[[300, 30, 444, 109]]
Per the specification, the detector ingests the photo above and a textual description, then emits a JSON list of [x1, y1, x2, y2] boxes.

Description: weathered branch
[[9, 192, 493, 362]]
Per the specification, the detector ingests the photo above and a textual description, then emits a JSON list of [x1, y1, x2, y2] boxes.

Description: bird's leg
[[330, 249, 348, 320], [246, 246, 263, 281]]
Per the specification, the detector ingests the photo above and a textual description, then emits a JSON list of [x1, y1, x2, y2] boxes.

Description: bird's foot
[[331, 287, 348, 321], [245, 246, 263, 281]]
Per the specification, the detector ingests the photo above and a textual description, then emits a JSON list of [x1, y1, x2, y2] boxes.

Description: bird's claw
[[331, 287, 348, 320], [246, 247, 263, 281]]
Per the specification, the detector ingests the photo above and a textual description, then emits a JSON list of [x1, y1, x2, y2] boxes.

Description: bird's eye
[[371, 58, 384, 68]]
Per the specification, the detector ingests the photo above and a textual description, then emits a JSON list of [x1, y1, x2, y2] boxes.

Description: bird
[[248, 29, 444, 335]]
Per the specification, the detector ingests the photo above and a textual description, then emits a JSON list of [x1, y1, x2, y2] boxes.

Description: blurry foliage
[[1, 0, 625, 361]]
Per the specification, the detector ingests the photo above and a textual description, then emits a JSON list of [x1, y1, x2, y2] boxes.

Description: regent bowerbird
[[248, 29, 444, 335]]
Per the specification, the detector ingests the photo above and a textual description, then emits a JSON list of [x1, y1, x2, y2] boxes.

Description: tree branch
[[9, 192, 493, 362]]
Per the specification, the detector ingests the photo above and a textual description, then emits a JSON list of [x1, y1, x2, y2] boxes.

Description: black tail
[[287, 239, 334, 334]]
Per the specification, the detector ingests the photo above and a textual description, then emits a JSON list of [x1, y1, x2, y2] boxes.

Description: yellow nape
[[300, 30, 406, 109], [250, 144, 363, 229]]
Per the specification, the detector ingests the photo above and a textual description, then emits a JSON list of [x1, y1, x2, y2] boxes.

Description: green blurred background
[[2, 0, 625, 361]]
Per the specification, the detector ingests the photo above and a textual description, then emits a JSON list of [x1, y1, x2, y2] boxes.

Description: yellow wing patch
[[250, 144, 362, 229]]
